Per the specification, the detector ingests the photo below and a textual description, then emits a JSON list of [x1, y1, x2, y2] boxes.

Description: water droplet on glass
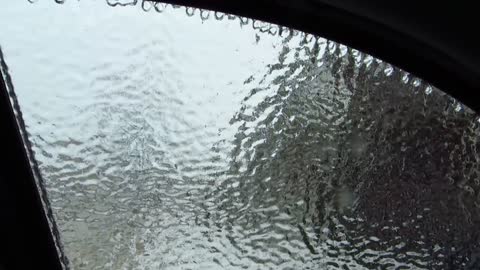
[[455, 103, 463, 112], [384, 65, 394, 76], [239, 17, 249, 26], [425, 86, 433, 95], [185, 7, 196, 17], [268, 25, 278, 35], [338, 44, 348, 57], [363, 55, 374, 66], [141, 0, 152, 12], [327, 42, 337, 53], [153, 2, 167, 13], [252, 20, 270, 32], [214, 11, 225, 20], [200, 9, 210, 21], [412, 79, 421, 87]]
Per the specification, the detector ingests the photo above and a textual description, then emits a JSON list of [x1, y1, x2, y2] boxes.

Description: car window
[[1, 1, 479, 269]]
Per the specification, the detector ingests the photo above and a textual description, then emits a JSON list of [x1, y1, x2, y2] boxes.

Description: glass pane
[[1, 1, 480, 269]]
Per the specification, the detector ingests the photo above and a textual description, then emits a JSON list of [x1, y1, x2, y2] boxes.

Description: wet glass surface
[[1, 1, 480, 269]]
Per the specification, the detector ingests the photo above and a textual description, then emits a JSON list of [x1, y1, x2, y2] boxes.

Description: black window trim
[[0, 47, 68, 269]]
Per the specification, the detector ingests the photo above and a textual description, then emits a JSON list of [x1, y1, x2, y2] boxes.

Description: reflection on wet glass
[[1, 1, 480, 269]]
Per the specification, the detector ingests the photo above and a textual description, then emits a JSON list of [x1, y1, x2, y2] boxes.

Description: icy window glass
[[1, 1, 480, 269]]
